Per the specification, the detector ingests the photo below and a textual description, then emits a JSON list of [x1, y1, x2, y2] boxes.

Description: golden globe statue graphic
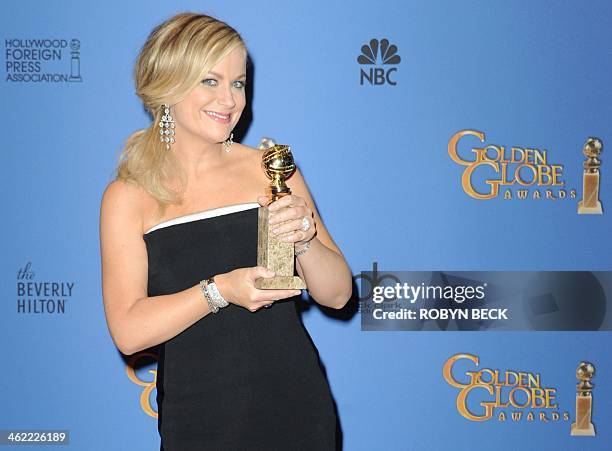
[[571, 361, 596, 436], [577, 138, 603, 214], [255, 138, 306, 289]]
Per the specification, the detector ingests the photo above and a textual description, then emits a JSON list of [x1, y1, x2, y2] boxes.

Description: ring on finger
[[301, 217, 311, 232]]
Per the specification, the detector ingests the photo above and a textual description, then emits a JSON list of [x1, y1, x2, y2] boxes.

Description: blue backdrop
[[2, 1, 611, 450]]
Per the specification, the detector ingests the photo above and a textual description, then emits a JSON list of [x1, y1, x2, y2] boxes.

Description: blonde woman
[[99, 12, 352, 451]]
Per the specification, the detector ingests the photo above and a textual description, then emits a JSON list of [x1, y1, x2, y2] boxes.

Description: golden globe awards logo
[[4, 38, 83, 83], [126, 352, 158, 418], [443, 353, 570, 423], [448, 130, 576, 200]]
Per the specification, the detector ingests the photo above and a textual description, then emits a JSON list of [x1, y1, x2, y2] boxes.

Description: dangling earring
[[159, 104, 175, 150], [223, 132, 234, 153]]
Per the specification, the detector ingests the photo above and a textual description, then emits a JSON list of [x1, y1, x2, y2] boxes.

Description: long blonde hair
[[116, 12, 245, 208]]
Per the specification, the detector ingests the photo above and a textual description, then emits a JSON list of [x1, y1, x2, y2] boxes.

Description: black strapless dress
[[143, 203, 337, 451]]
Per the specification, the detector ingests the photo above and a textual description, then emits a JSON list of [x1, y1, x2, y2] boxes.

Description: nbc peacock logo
[[357, 38, 401, 86]]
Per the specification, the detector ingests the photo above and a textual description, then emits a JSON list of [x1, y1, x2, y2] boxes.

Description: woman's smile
[[203, 110, 231, 124]]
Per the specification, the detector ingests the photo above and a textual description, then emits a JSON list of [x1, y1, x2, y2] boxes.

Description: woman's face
[[172, 45, 247, 147]]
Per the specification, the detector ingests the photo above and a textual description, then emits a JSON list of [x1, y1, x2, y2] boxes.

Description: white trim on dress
[[144, 202, 260, 235]]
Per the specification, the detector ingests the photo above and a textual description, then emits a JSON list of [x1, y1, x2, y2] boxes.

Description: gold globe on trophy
[[255, 138, 307, 289]]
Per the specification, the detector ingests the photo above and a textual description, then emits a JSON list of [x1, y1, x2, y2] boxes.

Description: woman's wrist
[[199, 276, 229, 313], [294, 236, 316, 256], [294, 240, 311, 256]]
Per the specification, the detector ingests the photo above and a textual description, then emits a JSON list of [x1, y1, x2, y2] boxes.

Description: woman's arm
[[100, 180, 211, 355], [266, 168, 353, 309]]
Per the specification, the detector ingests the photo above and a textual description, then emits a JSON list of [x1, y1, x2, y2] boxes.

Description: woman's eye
[[233, 80, 246, 89], [202, 78, 217, 86]]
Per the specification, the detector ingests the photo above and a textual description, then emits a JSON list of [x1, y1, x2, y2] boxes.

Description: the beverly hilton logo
[[357, 38, 401, 86], [448, 129, 576, 200], [443, 354, 570, 423], [16, 262, 75, 313]]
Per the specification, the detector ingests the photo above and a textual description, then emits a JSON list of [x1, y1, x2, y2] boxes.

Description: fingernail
[[272, 228, 279, 234], [281, 236, 291, 242]]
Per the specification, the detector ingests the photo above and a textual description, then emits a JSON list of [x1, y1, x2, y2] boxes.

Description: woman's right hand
[[213, 267, 301, 312]]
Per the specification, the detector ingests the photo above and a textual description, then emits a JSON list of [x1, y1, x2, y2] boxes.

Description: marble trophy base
[[255, 206, 306, 290], [577, 200, 603, 215], [571, 423, 596, 436], [570, 395, 596, 436], [578, 173, 603, 214]]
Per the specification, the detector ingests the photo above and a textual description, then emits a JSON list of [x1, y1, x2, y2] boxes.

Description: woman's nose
[[217, 83, 236, 108]]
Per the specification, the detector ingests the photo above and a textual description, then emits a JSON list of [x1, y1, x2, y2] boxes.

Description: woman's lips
[[204, 110, 231, 124]]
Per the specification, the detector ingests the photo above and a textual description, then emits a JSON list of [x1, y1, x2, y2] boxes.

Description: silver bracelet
[[199, 279, 217, 313], [294, 240, 311, 256], [199, 277, 229, 313], [206, 277, 229, 309]]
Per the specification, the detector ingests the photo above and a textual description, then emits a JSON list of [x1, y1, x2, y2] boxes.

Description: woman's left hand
[[257, 194, 316, 247]]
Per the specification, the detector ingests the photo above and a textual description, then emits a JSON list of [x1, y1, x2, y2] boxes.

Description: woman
[[99, 12, 352, 451]]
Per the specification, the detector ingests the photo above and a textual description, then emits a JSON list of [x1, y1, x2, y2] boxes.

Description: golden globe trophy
[[255, 138, 306, 289], [570, 361, 596, 436], [577, 137, 603, 214]]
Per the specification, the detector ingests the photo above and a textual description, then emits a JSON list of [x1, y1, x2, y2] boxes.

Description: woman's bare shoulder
[[102, 179, 152, 209], [231, 142, 266, 173], [100, 179, 156, 233], [233, 142, 262, 159]]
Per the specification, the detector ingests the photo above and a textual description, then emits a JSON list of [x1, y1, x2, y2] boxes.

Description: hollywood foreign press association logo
[[5, 37, 83, 83], [357, 38, 401, 86]]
